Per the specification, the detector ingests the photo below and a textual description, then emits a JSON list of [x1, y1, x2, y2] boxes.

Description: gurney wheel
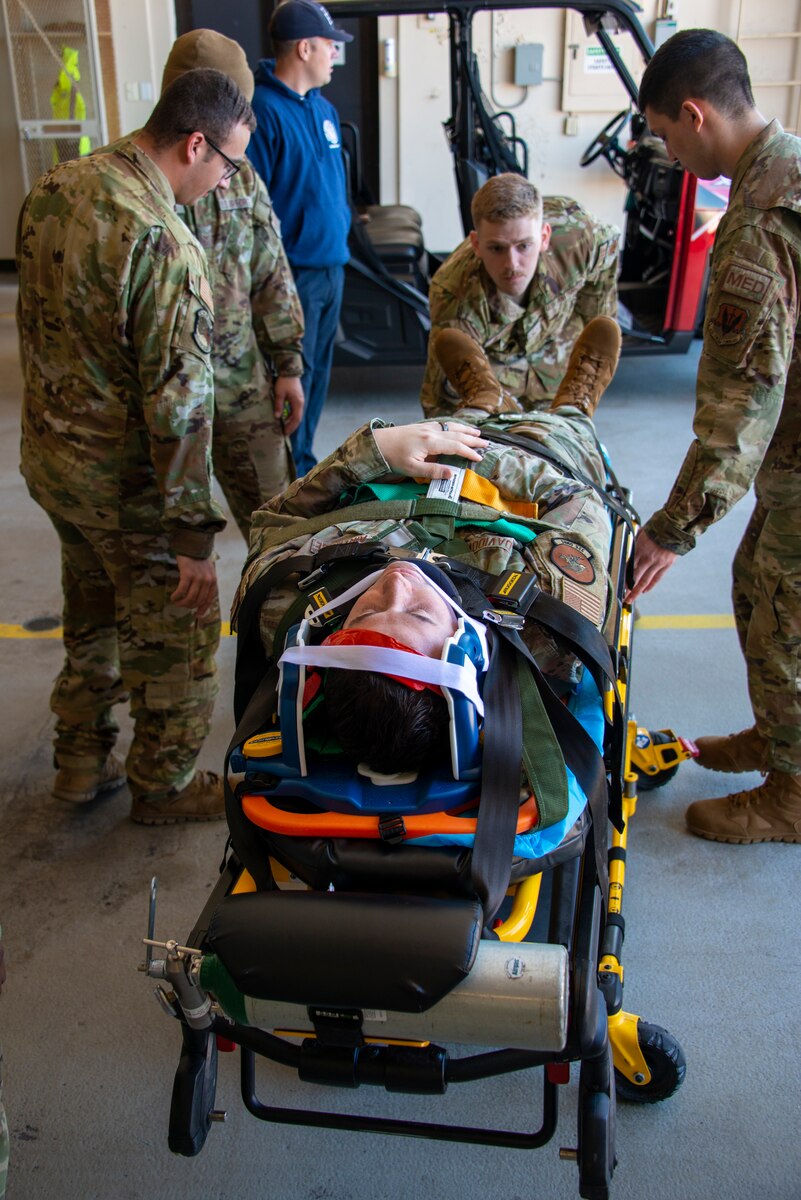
[[168, 1025, 219, 1156], [614, 1021, 686, 1104]]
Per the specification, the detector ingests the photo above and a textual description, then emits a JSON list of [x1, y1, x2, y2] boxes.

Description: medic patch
[[192, 307, 213, 355], [709, 302, 749, 346], [549, 538, 595, 584], [719, 261, 775, 305]]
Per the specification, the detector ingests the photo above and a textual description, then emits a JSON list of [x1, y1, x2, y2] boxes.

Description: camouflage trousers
[[0, 1040, 6, 1200], [733, 501, 801, 774], [213, 401, 295, 543], [49, 516, 220, 801]]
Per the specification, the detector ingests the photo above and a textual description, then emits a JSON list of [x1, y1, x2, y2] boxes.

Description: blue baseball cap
[[270, 1, 354, 43]]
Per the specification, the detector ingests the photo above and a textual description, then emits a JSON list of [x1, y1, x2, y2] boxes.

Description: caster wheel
[[615, 1021, 686, 1103], [634, 730, 681, 791]]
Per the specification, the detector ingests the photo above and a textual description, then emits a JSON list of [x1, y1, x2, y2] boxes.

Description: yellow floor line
[[0, 615, 735, 638], [634, 614, 735, 630], [0, 620, 234, 639]]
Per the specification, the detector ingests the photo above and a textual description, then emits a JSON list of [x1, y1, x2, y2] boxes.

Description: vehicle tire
[[615, 1021, 686, 1104], [168, 1025, 219, 1156]]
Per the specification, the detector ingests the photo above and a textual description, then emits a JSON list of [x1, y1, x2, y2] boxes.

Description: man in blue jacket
[[248, 0, 353, 476]]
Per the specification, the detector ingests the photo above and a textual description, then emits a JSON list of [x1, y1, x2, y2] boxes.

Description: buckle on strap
[[378, 814, 407, 843], [486, 571, 540, 613], [482, 609, 525, 630]]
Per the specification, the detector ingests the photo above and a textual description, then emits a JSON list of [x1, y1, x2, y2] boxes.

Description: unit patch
[[192, 308, 214, 355], [709, 302, 749, 346], [549, 538, 595, 584]]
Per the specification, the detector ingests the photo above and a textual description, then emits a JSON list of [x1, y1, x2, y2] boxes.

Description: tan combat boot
[[53, 751, 126, 804], [685, 771, 801, 844], [130, 769, 225, 825], [693, 725, 771, 773], [432, 329, 522, 414], [550, 316, 622, 418]]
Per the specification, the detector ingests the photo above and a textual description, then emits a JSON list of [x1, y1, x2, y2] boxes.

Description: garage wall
[[1, 0, 798, 260], [377, 0, 801, 252]]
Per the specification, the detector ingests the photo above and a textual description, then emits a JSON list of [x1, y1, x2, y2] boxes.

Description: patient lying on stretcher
[[233, 317, 622, 777]]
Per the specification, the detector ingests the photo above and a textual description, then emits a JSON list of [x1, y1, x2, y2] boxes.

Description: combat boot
[[432, 329, 522, 414], [693, 725, 771, 773], [685, 771, 801, 844], [53, 751, 126, 804], [550, 317, 621, 418], [130, 769, 225, 826]]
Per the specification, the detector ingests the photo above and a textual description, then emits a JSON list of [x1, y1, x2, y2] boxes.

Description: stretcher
[[140, 474, 693, 1200]]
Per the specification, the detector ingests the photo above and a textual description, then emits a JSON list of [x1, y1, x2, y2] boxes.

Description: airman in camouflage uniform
[[17, 70, 255, 822], [631, 30, 801, 843], [235, 318, 620, 689], [163, 32, 306, 541], [0, 924, 6, 1200], [420, 179, 619, 418]]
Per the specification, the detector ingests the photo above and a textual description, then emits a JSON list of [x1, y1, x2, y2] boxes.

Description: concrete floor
[[1, 275, 800, 1200]]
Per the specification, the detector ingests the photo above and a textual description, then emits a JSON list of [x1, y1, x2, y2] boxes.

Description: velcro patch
[[561, 577, 603, 625], [709, 301, 749, 345], [198, 275, 215, 312], [549, 538, 595, 584], [719, 261, 775, 305], [192, 308, 213, 355]]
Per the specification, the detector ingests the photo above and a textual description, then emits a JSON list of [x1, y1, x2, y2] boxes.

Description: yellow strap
[[460, 469, 539, 519]]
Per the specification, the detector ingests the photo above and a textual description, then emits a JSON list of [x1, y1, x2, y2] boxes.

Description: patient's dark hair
[[638, 30, 754, 120], [323, 670, 451, 774]]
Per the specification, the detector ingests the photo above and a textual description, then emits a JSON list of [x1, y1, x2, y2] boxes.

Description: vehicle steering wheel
[[580, 109, 630, 174]]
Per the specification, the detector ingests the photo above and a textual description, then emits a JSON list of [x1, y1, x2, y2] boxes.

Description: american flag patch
[[561, 577, 603, 626]]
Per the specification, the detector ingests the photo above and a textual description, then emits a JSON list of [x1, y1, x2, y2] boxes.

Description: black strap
[[469, 628, 525, 929], [481, 425, 639, 533], [439, 558, 624, 834]]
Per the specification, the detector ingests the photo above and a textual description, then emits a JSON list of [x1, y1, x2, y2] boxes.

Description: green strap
[[252, 497, 527, 555], [516, 657, 568, 826]]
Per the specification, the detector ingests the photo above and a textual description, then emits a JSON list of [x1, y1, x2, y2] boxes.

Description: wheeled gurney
[[141, 462, 692, 1200]]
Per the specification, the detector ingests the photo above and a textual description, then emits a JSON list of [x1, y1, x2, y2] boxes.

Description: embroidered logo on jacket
[[710, 302, 749, 344], [323, 119, 340, 149]]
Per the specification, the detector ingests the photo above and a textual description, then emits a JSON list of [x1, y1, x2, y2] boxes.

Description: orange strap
[[242, 793, 540, 840], [460, 470, 539, 519]]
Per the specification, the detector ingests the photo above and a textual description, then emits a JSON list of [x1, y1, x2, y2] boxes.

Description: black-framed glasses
[[204, 134, 240, 181], [181, 130, 240, 180]]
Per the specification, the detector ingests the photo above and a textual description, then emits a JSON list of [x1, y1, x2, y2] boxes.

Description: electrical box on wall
[[514, 42, 544, 87]]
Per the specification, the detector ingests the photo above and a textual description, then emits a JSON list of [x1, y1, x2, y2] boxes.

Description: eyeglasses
[[204, 134, 240, 181], [181, 130, 240, 181]]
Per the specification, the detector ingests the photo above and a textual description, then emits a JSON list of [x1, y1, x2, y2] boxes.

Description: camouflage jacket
[[17, 137, 225, 558], [645, 120, 801, 554], [233, 413, 612, 685], [177, 161, 304, 419], [420, 197, 620, 417]]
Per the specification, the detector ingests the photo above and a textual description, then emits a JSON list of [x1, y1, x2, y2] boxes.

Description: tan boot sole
[[686, 822, 801, 844]]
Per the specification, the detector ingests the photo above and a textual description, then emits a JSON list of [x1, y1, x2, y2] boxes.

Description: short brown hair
[[144, 68, 255, 150], [471, 174, 543, 227]]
